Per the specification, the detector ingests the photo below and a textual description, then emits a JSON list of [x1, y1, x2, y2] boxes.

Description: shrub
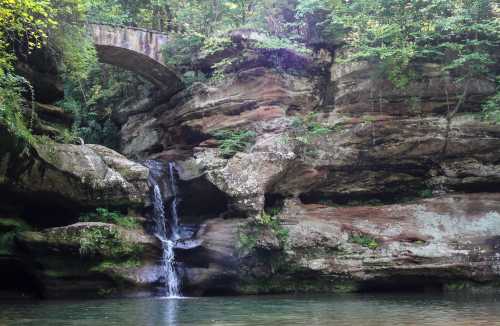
[[79, 208, 140, 229], [212, 129, 256, 158]]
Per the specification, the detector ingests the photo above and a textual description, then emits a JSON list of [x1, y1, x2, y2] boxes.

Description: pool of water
[[1, 293, 499, 325]]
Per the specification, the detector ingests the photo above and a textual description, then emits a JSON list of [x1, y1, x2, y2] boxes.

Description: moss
[[78, 227, 143, 258], [97, 288, 117, 297], [445, 281, 469, 291], [239, 277, 360, 294], [0, 218, 29, 233], [443, 281, 500, 294], [0, 218, 30, 255], [91, 259, 141, 273]]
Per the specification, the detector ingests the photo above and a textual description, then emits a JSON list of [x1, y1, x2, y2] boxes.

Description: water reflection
[[0, 293, 499, 325], [161, 298, 179, 326]]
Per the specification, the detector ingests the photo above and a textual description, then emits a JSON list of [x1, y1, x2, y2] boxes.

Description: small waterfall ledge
[[145, 160, 182, 298]]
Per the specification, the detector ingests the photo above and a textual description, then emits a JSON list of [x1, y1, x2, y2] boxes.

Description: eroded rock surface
[[0, 133, 150, 210], [110, 42, 500, 295]]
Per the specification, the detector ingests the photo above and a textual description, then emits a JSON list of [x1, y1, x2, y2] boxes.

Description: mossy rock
[[17, 222, 158, 259], [238, 277, 360, 294], [0, 218, 31, 255]]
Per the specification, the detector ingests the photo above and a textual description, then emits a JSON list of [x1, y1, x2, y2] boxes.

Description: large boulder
[[16, 222, 162, 298], [252, 194, 500, 292], [0, 129, 150, 210]]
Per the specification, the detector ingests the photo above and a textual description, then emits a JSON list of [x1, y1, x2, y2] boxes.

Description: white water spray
[[146, 160, 182, 298]]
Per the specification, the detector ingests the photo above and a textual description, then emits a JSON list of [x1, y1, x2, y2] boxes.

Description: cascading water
[[145, 160, 181, 298]]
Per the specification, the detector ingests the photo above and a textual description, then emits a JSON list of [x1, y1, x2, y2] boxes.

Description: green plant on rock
[[79, 208, 140, 229], [0, 74, 36, 146], [254, 34, 312, 56], [419, 189, 433, 199], [210, 57, 239, 84], [201, 35, 233, 56], [290, 112, 334, 156], [212, 129, 256, 158], [349, 233, 379, 250], [238, 228, 259, 252], [257, 211, 289, 246], [238, 210, 289, 253], [291, 113, 333, 140], [482, 77, 500, 124], [78, 226, 143, 258], [0, 218, 30, 255]]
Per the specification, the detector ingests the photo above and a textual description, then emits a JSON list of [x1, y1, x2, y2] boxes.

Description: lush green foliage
[[79, 208, 140, 229], [0, 75, 36, 144], [321, 0, 499, 88], [0, 0, 56, 75], [213, 129, 257, 158], [1, 0, 499, 148]]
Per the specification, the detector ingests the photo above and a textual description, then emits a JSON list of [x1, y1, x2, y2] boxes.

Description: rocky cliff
[[116, 35, 500, 296], [2, 32, 500, 298]]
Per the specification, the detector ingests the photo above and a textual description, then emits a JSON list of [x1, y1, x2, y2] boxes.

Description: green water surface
[[1, 293, 499, 325]]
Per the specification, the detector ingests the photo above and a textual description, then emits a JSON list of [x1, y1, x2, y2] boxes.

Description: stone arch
[[88, 23, 183, 94]]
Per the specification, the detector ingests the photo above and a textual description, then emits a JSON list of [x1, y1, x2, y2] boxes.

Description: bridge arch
[[88, 23, 183, 94]]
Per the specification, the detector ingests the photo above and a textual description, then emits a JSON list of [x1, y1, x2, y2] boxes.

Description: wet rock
[[179, 218, 242, 295], [16, 222, 161, 298]]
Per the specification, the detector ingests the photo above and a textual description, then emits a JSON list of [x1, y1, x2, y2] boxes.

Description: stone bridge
[[88, 23, 183, 94]]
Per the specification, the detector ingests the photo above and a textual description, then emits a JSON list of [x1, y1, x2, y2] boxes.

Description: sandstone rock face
[[279, 194, 500, 285], [331, 58, 495, 116], [0, 134, 150, 210], [179, 194, 500, 295], [111, 44, 500, 295], [7, 37, 499, 297], [15, 47, 64, 104]]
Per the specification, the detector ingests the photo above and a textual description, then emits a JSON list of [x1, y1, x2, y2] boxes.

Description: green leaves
[[323, 0, 499, 89], [79, 208, 140, 229], [482, 76, 500, 124], [212, 129, 257, 158]]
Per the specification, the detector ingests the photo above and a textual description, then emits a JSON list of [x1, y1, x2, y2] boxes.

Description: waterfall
[[145, 160, 182, 298]]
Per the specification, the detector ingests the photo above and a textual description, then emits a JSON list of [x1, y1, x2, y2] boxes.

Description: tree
[[0, 0, 56, 75]]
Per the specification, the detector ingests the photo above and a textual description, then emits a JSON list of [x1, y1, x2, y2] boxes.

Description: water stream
[[145, 160, 181, 298]]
